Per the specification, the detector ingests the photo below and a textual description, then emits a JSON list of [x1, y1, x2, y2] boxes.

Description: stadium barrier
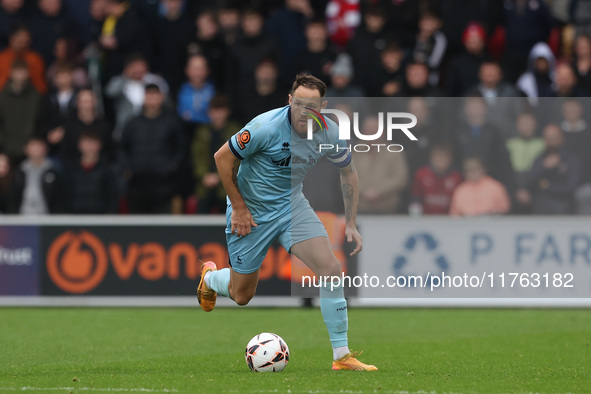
[[0, 215, 589, 307]]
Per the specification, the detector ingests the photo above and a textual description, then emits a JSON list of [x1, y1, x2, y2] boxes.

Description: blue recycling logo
[[393, 233, 450, 282]]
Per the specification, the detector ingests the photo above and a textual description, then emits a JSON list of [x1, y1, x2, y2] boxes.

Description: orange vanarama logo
[[47, 231, 229, 294], [47, 231, 108, 294]]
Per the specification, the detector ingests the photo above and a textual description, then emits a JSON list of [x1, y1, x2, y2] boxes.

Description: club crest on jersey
[[281, 142, 290, 151], [236, 130, 251, 150]]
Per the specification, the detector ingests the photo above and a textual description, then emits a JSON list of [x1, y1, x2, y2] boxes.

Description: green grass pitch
[[0, 307, 590, 393]]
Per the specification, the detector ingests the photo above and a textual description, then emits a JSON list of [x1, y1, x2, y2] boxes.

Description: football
[[245, 332, 290, 372]]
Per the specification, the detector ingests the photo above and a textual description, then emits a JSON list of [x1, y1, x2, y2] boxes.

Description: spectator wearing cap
[[449, 157, 510, 216], [0, 59, 42, 161], [0, 0, 26, 50], [119, 83, 185, 214], [446, 22, 490, 97], [28, 0, 77, 67], [151, 0, 193, 97], [412, 10, 447, 86], [502, 0, 553, 83], [440, 0, 502, 57], [516, 42, 556, 105], [105, 53, 169, 139], [100, 0, 144, 80], [517, 124, 581, 214], [64, 130, 119, 214], [0, 24, 47, 94], [294, 18, 338, 86], [191, 95, 240, 214], [326, 53, 364, 97]]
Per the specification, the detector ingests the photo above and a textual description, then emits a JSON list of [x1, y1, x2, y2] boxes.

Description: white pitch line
[[0, 388, 178, 393]]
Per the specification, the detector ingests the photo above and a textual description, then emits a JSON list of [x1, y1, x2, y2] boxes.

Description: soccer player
[[197, 74, 377, 371]]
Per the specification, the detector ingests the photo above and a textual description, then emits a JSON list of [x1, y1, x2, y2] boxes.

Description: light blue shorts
[[225, 202, 328, 274]]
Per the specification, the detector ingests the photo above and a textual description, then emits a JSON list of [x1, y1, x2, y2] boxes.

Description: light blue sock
[[319, 282, 348, 348], [205, 268, 231, 298]]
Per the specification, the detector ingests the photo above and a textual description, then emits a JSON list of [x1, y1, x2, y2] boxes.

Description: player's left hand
[[345, 226, 363, 256]]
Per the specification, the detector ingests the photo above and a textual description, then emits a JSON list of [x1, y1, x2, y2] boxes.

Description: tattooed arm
[[214, 142, 257, 236], [339, 160, 363, 256]]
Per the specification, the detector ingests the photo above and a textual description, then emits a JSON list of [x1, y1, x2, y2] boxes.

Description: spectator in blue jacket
[[177, 54, 215, 128]]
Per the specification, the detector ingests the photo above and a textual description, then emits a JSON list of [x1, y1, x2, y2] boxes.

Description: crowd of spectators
[[0, 0, 590, 216]]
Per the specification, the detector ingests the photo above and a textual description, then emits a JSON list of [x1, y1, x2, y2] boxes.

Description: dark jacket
[[28, 7, 76, 66], [104, 6, 144, 79], [0, 82, 42, 159], [346, 25, 390, 90], [65, 158, 119, 214], [151, 12, 193, 95], [8, 161, 64, 213], [119, 110, 185, 176], [59, 117, 113, 162], [229, 32, 277, 97], [446, 51, 490, 97], [525, 148, 581, 214], [266, 7, 308, 85], [41, 89, 78, 134], [455, 122, 516, 194]]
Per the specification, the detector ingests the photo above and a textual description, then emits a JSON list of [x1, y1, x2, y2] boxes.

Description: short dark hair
[[79, 130, 103, 142], [406, 60, 429, 70], [365, 5, 385, 18], [420, 10, 442, 21], [124, 53, 147, 68], [291, 73, 327, 97], [54, 62, 74, 74], [307, 17, 327, 27], [430, 143, 453, 156], [27, 134, 47, 144], [209, 94, 230, 109], [9, 23, 29, 37], [144, 83, 161, 93]]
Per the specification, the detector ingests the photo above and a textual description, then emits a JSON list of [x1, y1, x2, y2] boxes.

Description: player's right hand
[[231, 206, 257, 237]]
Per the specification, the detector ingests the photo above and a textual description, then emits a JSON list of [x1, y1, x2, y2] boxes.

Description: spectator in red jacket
[[410, 145, 462, 215]]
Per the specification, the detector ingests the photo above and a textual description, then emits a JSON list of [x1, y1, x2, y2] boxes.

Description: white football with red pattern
[[245, 332, 290, 372]]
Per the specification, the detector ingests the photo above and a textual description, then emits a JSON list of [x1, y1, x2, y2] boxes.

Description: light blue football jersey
[[227, 105, 351, 223]]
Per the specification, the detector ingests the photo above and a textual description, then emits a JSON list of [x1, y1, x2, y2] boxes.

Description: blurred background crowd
[[0, 0, 590, 216]]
